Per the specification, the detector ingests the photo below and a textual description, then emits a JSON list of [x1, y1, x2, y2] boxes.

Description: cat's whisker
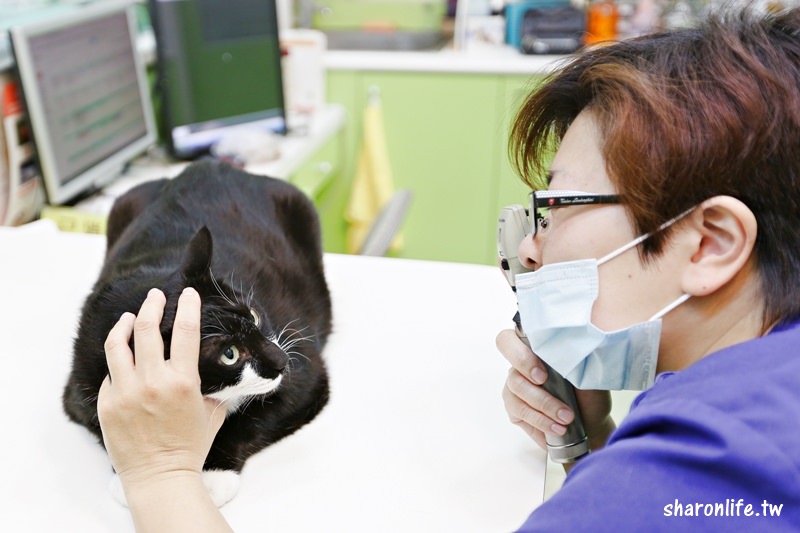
[[210, 269, 237, 307], [281, 331, 313, 344], [277, 333, 315, 354], [281, 343, 309, 357], [287, 349, 310, 361], [279, 338, 304, 351], [274, 323, 312, 350], [81, 393, 99, 406], [275, 319, 302, 340], [280, 331, 309, 346], [228, 270, 244, 307], [284, 325, 311, 339], [204, 314, 227, 328], [246, 284, 255, 309], [206, 311, 228, 332], [208, 400, 229, 428], [243, 395, 259, 411]]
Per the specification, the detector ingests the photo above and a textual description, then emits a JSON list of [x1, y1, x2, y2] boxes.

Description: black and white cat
[[63, 160, 332, 506]]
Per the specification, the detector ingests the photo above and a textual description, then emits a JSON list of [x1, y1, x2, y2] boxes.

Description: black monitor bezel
[[148, 0, 288, 161]]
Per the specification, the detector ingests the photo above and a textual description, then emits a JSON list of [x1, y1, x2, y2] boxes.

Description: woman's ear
[[680, 196, 757, 296]]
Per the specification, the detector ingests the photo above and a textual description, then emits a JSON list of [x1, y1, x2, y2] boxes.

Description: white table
[[0, 221, 545, 532]]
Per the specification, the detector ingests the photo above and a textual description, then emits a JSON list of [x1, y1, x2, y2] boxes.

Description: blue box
[[505, 0, 572, 47]]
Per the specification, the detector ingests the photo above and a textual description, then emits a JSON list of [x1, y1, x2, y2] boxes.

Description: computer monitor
[[149, 0, 287, 160], [9, 1, 157, 206]]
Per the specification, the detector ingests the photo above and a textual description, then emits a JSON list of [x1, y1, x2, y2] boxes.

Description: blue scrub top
[[517, 320, 800, 532]]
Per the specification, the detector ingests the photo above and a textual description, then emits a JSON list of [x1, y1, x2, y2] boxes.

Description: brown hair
[[509, 8, 800, 328]]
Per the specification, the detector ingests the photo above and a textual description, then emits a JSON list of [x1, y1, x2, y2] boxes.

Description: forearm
[[124, 472, 234, 533]]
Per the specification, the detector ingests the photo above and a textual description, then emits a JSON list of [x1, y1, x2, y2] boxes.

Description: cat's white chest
[[206, 364, 283, 414]]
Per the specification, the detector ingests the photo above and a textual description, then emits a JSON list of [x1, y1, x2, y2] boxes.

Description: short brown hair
[[509, 8, 800, 328]]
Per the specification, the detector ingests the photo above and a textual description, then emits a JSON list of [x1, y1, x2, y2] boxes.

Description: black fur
[[63, 160, 332, 472]]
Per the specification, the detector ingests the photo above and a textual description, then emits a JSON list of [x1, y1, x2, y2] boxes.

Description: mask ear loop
[[649, 293, 691, 321], [596, 231, 652, 266], [597, 206, 697, 266], [595, 206, 697, 320]]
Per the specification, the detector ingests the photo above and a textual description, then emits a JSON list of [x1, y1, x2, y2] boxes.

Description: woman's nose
[[518, 233, 541, 270]]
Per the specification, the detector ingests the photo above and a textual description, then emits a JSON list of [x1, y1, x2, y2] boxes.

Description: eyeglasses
[[529, 190, 621, 237]]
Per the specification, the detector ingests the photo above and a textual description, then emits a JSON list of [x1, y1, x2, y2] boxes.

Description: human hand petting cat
[[97, 287, 234, 533]]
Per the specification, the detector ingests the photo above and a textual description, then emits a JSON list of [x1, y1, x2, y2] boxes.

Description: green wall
[[324, 70, 540, 265]]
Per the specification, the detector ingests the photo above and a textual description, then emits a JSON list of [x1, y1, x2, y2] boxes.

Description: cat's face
[[194, 286, 289, 412], [160, 226, 298, 413]]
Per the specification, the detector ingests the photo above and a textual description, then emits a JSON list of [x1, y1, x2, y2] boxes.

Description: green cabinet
[[496, 75, 544, 213], [324, 69, 541, 265], [289, 132, 347, 254]]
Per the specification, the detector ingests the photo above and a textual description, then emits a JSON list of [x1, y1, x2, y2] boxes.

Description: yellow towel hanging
[[345, 86, 402, 254]]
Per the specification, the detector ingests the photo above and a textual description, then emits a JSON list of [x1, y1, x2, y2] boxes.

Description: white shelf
[[324, 46, 568, 75]]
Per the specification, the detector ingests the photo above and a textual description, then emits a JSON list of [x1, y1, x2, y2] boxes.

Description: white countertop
[[0, 221, 546, 533], [324, 46, 569, 75]]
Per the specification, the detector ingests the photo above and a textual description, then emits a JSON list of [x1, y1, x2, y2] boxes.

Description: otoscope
[[497, 205, 590, 463]]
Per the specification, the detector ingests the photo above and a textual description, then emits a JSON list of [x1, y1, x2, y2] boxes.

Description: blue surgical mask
[[515, 216, 691, 391]]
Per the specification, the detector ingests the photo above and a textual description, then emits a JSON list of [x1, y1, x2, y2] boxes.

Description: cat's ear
[[181, 226, 213, 283]]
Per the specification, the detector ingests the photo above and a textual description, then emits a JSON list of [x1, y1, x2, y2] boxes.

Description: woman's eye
[[220, 345, 240, 365], [249, 308, 260, 327]]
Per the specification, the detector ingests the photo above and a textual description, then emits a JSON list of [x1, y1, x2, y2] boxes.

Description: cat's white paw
[[202, 469, 241, 507], [109, 470, 239, 508], [109, 474, 129, 507]]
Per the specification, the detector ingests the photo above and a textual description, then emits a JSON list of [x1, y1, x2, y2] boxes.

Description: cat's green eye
[[250, 308, 260, 327], [221, 345, 240, 365]]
